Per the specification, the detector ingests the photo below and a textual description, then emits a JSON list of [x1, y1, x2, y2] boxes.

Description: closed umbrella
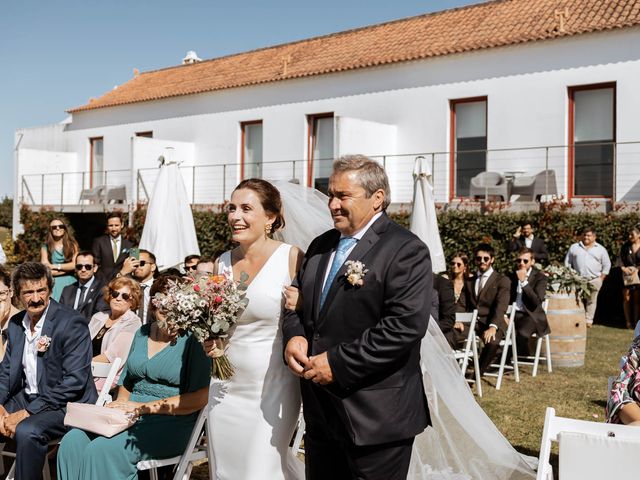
[[409, 156, 446, 273], [139, 154, 200, 271]]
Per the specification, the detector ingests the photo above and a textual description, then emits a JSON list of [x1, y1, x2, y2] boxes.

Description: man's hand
[[4, 410, 29, 438], [283, 286, 301, 311], [516, 268, 528, 282], [483, 326, 497, 344], [303, 352, 334, 385], [513, 226, 521, 238], [284, 336, 309, 377], [119, 257, 139, 276], [600, 273, 607, 281], [454, 321, 464, 332]]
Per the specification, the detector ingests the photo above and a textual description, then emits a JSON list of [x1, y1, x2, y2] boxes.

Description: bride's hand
[[283, 285, 302, 311], [203, 338, 227, 358]]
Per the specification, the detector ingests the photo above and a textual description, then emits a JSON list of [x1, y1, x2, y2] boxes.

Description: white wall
[[17, 26, 640, 206]]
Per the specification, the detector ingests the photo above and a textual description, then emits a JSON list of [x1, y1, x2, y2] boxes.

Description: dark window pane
[[574, 142, 613, 197], [456, 137, 487, 197]]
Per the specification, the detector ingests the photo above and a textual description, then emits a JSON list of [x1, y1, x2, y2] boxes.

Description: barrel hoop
[[550, 335, 587, 341], [551, 352, 585, 357], [547, 309, 584, 315]]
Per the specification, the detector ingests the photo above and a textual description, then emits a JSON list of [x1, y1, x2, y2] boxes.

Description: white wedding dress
[[207, 244, 305, 480]]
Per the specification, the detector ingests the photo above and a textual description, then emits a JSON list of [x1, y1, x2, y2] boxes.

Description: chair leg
[[511, 327, 519, 383], [472, 336, 482, 397], [545, 334, 553, 373], [496, 337, 510, 390], [5, 460, 15, 480], [532, 337, 543, 377], [150, 467, 159, 480]]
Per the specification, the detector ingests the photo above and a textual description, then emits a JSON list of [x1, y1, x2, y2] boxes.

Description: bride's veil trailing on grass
[[273, 179, 536, 480]]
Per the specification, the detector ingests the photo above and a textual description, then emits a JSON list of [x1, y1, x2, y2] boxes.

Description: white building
[[13, 0, 640, 235]]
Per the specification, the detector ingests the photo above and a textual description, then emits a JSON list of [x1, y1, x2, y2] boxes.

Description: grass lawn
[[192, 324, 633, 478]]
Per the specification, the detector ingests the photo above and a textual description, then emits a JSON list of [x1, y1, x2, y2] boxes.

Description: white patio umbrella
[[139, 153, 200, 271], [409, 156, 446, 273]]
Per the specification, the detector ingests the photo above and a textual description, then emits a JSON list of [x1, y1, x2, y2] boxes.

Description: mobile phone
[[129, 248, 140, 260]]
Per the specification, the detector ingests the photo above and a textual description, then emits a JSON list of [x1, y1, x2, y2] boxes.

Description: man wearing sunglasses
[[0, 262, 96, 479], [508, 248, 550, 357], [117, 249, 157, 323], [59, 251, 109, 322], [465, 243, 510, 375], [183, 254, 201, 277]]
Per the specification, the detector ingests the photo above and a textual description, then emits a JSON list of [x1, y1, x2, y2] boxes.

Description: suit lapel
[[36, 301, 57, 388], [313, 231, 340, 321], [478, 271, 497, 301]]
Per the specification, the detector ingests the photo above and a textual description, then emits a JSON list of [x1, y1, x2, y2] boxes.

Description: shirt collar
[[22, 301, 51, 332], [342, 212, 383, 241], [79, 275, 95, 288], [477, 267, 494, 278]]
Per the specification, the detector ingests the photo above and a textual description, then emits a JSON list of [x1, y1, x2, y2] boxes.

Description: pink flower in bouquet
[[193, 284, 201, 292], [214, 296, 223, 304], [37, 335, 51, 353]]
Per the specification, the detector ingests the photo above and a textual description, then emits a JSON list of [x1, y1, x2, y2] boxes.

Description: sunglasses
[[185, 265, 198, 271], [516, 258, 530, 264], [75, 264, 94, 271], [138, 260, 153, 267], [450, 261, 464, 267], [475, 256, 491, 263], [50, 225, 66, 231], [109, 290, 132, 301]]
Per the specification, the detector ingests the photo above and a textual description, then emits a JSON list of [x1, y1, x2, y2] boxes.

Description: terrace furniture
[[105, 185, 127, 204], [78, 186, 106, 204], [511, 169, 557, 201], [469, 172, 512, 201]]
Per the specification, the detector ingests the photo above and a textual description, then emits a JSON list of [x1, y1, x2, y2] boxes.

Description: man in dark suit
[[508, 221, 549, 265], [92, 212, 134, 281], [59, 250, 109, 321], [508, 247, 550, 357], [283, 155, 432, 480], [432, 273, 458, 349], [465, 243, 511, 375], [0, 262, 97, 480]]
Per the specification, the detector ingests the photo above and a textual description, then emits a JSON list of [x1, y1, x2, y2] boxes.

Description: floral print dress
[[606, 335, 640, 423]]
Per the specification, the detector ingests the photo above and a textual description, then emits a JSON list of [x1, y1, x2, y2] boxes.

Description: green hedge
[[12, 205, 640, 272]]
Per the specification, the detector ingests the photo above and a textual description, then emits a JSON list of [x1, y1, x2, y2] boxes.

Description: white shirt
[[322, 212, 383, 290], [475, 267, 494, 296], [515, 268, 532, 312], [73, 276, 95, 309], [22, 303, 51, 395], [564, 241, 611, 280], [524, 235, 534, 249]]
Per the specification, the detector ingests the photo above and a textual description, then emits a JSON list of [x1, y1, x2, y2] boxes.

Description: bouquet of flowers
[[539, 263, 595, 304], [152, 270, 249, 379]]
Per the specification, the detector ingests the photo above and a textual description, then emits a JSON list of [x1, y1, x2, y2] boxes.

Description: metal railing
[[20, 141, 640, 206]]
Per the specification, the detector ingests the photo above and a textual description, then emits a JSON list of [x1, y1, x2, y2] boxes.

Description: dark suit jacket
[[92, 235, 134, 281], [508, 269, 550, 336], [59, 277, 109, 322], [509, 236, 549, 264], [0, 300, 98, 414], [465, 270, 511, 333], [432, 274, 456, 347], [283, 213, 432, 446]]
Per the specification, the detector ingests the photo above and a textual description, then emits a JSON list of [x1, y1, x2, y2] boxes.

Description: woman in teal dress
[[57, 276, 211, 480], [40, 218, 78, 301]]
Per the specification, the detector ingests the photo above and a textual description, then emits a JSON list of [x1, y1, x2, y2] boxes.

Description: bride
[[205, 178, 535, 480]]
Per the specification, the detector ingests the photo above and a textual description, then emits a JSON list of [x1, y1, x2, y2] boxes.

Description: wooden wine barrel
[[546, 292, 587, 367]]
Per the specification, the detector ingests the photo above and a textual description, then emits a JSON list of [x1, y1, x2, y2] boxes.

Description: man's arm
[[26, 313, 94, 414], [522, 272, 547, 309], [602, 248, 612, 275], [327, 239, 432, 390], [489, 275, 511, 333]]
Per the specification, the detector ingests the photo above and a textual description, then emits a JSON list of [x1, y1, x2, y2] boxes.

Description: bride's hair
[[233, 179, 285, 231]]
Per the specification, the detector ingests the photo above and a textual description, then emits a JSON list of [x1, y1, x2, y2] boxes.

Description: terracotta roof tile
[[69, 0, 640, 112]]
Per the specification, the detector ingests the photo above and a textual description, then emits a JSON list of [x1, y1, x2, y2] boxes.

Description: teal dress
[[48, 247, 75, 301], [57, 325, 210, 480]]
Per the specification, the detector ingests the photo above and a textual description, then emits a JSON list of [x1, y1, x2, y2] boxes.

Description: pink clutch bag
[[64, 403, 136, 438]]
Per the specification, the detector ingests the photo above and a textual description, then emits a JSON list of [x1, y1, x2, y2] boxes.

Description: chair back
[[473, 172, 503, 187], [92, 358, 121, 406]]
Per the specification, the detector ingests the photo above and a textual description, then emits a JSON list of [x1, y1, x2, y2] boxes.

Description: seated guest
[[57, 275, 211, 480], [195, 256, 215, 278], [117, 249, 158, 323], [508, 248, 550, 357], [465, 243, 510, 375], [92, 212, 134, 281], [59, 251, 109, 322], [446, 252, 472, 346], [0, 262, 96, 480], [89, 277, 142, 391], [606, 335, 640, 425], [508, 221, 549, 265], [431, 273, 458, 349], [183, 254, 200, 277], [0, 267, 20, 361]]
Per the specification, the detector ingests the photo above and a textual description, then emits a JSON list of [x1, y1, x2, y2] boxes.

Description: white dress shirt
[[22, 304, 51, 394], [140, 278, 154, 324], [322, 212, 383, 290], [564, 242, 611, 280], [475, 267, 494, 296], [524, 235, 534, 249]]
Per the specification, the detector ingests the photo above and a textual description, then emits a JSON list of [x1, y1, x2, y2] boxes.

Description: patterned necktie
[[112, 238, 119, 262], [319, 237, 358, 308]]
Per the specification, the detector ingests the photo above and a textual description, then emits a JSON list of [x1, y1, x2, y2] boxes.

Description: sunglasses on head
[[516, 258, 530, 264], [110, 290, 132, 301], [75, 264, 94, 271], [50, 224, 66, 231], [185, 265, 198, 271], [475, 256, 491, 263], [451, 261, 463, 267]]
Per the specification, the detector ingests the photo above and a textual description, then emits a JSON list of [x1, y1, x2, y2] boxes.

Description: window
[[135, 131, 153, 138], [89, 137, 104, 187], [450, 98, 487, 198], [569, 83, 615, 197], [241, 121, 263, 179], [307, 114, 334, 193]]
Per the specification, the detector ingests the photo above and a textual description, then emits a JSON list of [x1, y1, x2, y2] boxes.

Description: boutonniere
[[36, 335, 51, 354], [345, 260, 368, 287]]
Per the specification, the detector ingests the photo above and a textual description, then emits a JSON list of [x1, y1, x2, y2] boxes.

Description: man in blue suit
[[0, 262, 97, 479]]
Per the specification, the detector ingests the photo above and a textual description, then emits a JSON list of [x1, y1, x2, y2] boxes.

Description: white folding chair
[[453, 309, 482, 397], [537, 406, 640, 480], [517, 299, 552, 377], [484, 303, 519, 390], [137, 407, 208, 480], [291, 409, 306, 455], [2, 358, 123, 480]]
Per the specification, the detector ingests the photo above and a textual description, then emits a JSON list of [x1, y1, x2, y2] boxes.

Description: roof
[[68, 0, 640, 113]]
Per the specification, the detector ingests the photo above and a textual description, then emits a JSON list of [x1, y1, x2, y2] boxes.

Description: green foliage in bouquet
[[539, 263, 596, 304]]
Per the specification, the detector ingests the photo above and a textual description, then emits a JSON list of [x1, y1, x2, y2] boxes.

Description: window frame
[[89, 136, 104, 188], [306, 113, 334, 188], [240, 120, 263, 180]]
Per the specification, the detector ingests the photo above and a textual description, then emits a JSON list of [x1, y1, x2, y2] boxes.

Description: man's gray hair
[[332, 155, 391, 210]]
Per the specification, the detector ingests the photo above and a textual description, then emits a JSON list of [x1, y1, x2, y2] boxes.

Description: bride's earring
[[264, 223, 272, 238]]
